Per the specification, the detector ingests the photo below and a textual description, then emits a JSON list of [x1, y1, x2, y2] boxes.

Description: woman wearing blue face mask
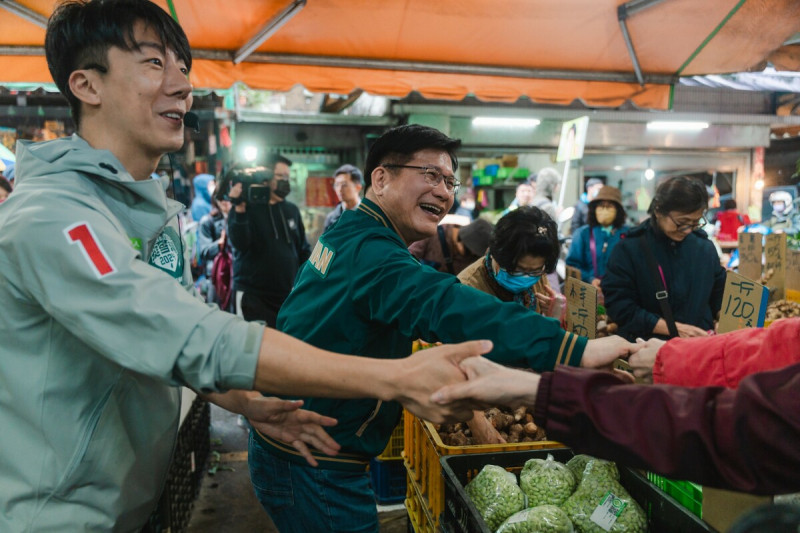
[[459, 206, 562, 318]]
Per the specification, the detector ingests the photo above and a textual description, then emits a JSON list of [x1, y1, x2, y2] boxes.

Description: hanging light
[[644, 168, 655, 181]]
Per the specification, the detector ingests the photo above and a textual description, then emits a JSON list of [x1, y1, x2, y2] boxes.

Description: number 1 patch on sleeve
[[64, 222, 117, 278]]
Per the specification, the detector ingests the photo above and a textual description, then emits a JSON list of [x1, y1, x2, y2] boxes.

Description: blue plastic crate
[[370, 457, 406, 505]]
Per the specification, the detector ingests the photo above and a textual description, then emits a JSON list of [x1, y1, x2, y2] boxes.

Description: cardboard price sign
[[565, 265, 582, 281], [765, 233, 787, 300], [565, 277, 598, 339], [717, 271, 769, 334], [786, 250, 800, 302], [737, 232, 761, 282]]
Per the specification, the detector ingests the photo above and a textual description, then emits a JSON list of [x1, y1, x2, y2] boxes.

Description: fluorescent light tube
[[472, 117, 540, 128], [646, 121, 709, 131]]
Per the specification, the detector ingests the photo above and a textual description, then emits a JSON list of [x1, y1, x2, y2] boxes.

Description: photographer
[[226, 155, 311, 325]]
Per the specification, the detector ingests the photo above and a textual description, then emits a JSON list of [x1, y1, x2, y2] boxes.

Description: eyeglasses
[[666, 213, 707, 232], [501, 265, 547, 278], [381, 164, 460, 194]]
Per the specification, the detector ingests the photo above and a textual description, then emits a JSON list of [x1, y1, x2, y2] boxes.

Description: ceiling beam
[[194, 50, 677, 85], [0, 46, 677, 85], [233, 0, 306, 65], [617, 0, 669, 86], [0, 0, 47, 28]]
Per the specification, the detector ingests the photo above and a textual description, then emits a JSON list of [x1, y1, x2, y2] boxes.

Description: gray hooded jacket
[[0, 135, 263, 532]]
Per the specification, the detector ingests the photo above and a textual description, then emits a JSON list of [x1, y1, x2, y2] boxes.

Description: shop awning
[[2, 0, 800, 110]]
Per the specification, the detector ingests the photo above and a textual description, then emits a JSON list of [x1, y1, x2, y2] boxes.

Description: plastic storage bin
[[439, 448, 716, 533], [370, 457, 406, 505], [647, 472, 703, 518], [377, 411, 404, 460]]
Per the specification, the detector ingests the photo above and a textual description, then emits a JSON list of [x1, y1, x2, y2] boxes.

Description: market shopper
[[459, 206, 562, 318], [765, 189, 799, 233], [254, 124, 639, 531], [500, 181, 535, 216], [568, 176, 604, 235], [227, 153, 311, 326], [0, 3, 493, 530], [714, 197, 750, 243], [408, 217, 493, 275], [602, 176, 726, 340], [197, 195, 233, 307], [532, 167, 561, 222], [323, 163, 363, 232], [433, 320, 800, 495], [565, 185, 628, 295]]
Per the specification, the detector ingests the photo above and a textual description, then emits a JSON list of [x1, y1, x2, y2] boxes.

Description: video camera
[[215, 166, 273, 205]]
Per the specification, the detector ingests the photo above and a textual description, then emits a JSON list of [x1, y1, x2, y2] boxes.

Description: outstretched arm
[[252, 329, 493, 424]]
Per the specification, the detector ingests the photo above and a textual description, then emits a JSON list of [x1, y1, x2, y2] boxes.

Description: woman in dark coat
[[602, 176, 726, 341]]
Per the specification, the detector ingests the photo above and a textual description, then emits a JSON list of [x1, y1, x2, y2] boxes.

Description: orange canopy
[[2, 0, 799, 109]]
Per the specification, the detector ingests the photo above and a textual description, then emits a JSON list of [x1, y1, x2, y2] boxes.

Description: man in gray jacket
[[0, 1, 488, 530]]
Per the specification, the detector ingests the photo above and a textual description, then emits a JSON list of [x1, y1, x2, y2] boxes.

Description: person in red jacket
[[432, 318, 800, 494], [631, 318, 800, 387], [714, 198, 750, 244]]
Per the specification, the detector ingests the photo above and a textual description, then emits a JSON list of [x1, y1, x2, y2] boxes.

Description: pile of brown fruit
[[434, 406, 548, 446], [766, 299, 800, 320]]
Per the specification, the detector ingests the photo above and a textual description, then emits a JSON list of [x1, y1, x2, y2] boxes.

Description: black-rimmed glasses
[[667, 213, 707, 232], [382, 164, 460, 194], [501, 265, 547, 277]]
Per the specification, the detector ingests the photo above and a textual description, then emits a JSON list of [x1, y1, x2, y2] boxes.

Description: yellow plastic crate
[[405, 466, 436, 533], [376, 411, 404, 460], [403, 411, 563, 528]]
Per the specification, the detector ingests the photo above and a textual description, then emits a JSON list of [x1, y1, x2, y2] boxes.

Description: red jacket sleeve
[[653, 318, 800, 388], [534, 363, 800, 494]]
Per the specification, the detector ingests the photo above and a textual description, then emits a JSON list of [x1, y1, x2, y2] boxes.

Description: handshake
[[246, 335, 662, 466]]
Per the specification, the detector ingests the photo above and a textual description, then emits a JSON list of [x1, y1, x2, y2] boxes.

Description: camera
[[216, 166, 273, 205]]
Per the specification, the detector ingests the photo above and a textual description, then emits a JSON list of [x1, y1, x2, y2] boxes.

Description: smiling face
[[368, 148, 455, 245], [655, 208, 706, 242], [72, 21, 192, 179]]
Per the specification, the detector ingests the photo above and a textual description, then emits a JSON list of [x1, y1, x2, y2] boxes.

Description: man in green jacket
[[255, 124, 638, 531], [0, 2, 489, 531]]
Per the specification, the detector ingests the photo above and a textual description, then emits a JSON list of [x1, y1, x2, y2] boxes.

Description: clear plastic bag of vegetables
[[561, 459, 647, 533], [464, 464, 526, 531], [520, 454, 577, 506], [496, 504, 575, 533]]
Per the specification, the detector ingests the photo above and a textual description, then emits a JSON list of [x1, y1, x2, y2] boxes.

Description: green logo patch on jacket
[[308, 239, 335, 278], [148, 227, 184, 279]]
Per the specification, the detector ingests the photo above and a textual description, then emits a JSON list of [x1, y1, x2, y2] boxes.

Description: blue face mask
[[494, 268, 541, 293]]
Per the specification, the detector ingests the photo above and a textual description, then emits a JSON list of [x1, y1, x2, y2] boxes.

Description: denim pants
[[248, 433, 379, 533]]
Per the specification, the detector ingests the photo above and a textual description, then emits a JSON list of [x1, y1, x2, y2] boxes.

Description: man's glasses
[[382, 164, 460, 194], [501, 265, 547, 278], [667, 213, 707, 232]]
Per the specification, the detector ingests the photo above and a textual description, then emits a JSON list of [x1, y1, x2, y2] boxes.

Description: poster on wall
[[305, 176, 338, 207], [556, 116, 590, 162]]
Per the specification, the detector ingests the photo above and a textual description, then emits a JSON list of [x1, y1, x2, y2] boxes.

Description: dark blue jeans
[[248, 433, 379, 533]]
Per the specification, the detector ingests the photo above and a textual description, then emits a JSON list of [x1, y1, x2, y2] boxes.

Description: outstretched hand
[[243, 396, 340, 467], [393, 340, 493, 424], [628, 337, 666, 383], [581, 335, 640, 369], [431, 357, 541, 411]]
